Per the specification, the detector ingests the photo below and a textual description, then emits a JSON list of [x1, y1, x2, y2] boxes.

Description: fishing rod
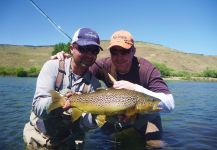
[[29, 0, 72, 40], [28, 0, 116, 83]]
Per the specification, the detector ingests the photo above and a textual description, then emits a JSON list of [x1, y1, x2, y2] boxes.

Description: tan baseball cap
[[108, 30, 134, 49]]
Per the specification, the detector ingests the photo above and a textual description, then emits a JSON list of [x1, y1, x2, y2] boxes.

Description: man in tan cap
[[90, 30, 174, 148], [52, 30, 175, 149]]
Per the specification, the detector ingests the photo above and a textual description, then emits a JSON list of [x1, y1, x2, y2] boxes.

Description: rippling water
[[0, 77, 217, 149], [162, 81, 217, 149], [0, 77, 36, 149]]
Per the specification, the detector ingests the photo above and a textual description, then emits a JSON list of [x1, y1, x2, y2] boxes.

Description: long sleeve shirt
[[90, 56, 175, 113], [32, 58, 101, 127]]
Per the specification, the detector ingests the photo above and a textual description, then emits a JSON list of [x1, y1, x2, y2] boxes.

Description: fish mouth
[[153, 104, 163, 112]]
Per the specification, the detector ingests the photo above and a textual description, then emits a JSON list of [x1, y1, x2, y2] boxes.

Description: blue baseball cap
[[71, 28, 103, 50]]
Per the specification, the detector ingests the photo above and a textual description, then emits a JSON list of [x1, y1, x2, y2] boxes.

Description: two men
[[54, 30, 175, 149]]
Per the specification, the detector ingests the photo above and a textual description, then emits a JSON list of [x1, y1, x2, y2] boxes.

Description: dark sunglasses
[[78, 45, 100, 55], [110, 47, 132, 56]]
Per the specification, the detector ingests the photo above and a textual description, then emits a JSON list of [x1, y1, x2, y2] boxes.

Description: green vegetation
[[0, 67, 40, 77], [153, 62, 217, 80], [52, 42, 70, 55], [202, 69, 217, 78], [153, 62, 173, 77], [1, 61, 216, 80]]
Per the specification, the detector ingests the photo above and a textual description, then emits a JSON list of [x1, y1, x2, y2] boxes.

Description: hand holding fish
[[113, 80, 136, 91], [62, 91, 81, 110]]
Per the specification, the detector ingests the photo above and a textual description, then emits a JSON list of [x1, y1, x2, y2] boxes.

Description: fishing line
[[28, 0, 112, 80], [29, 0, 72, 41]]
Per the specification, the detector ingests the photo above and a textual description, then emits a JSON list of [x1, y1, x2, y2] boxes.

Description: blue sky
[[1, 0, 217, 55]]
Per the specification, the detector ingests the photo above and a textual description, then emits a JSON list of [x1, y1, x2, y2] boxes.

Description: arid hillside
[[1, 41, 217, 73]]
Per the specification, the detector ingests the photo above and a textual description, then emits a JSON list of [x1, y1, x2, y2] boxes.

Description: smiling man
[[89, 30, 175, 149]]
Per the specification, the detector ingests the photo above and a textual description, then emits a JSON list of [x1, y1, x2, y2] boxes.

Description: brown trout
[[48, 88, 161, 120]]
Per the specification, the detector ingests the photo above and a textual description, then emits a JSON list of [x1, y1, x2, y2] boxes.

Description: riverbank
[[164, 77, 217, 82]]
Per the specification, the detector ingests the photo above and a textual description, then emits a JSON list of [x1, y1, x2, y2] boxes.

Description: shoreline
[[163, 77, 217, 82], [0, 75, 217, 82]]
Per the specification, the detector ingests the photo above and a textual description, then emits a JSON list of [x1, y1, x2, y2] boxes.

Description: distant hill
[[1, 41, 217, 73]]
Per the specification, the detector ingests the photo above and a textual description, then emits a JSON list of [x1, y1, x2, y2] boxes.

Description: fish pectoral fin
[[95, 115, 107, 128], [125, 107, 137, 117], [145, 121, 159, 134], [71, 108, 82, 122], [48, 90, 65, 113]]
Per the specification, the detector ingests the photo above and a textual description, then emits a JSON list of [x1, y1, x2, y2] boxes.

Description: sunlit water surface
[[0, 77, 217, 149]]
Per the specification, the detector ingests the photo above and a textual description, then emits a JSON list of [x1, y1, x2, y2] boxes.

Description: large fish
[[48, 88, 161, 124]]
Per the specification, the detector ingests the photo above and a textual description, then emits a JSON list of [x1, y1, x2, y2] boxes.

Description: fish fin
[[145, 121, 159, 134], [125, 106, 137, 117], [95, 115, 107, 127], [48, 90, 65, 113], [71, 108, 82, 122]]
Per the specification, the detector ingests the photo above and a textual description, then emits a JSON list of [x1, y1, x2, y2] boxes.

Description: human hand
[[62, 91, 82, 110], [62, 91, 73, 110], [113, 80, 136, 91], [50, 51, 70, 60]]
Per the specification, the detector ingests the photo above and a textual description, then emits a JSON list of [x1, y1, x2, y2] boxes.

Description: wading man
[[23, 27, 103, 149]]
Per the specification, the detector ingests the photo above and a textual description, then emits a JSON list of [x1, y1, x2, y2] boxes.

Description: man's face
[[71, 44, 99, 68], [110, 46, 135, 74]]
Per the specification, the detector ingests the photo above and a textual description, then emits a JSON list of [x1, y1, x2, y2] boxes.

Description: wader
[[93, 57, 163, 148], [23, 60, 91, 150]]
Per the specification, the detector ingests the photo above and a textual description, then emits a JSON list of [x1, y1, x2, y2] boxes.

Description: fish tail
[[48, 90, 65, 113]]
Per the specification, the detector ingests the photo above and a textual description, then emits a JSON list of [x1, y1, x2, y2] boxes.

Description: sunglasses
[[77, 45, 100, 55], [110, 47, 132, 56]]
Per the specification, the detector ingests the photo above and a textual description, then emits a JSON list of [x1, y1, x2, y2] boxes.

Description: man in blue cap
[[23, 28, 103, 149]]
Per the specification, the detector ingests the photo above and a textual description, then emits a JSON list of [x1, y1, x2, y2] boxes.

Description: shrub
[[153, 62, 173, 77], [202, 69, 217, 78], [0, 67, 16, 76], [16, 67, 28, 77], [52, 42, 70, 55], [172, 71, 190, 77], [28, 67, 40, 77]]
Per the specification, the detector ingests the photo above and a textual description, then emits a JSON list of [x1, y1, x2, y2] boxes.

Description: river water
[[0, 77, 217, 149]]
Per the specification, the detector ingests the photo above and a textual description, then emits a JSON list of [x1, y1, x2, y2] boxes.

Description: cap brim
[[76, 40, 103, 50], [108, 41, 132, 49]]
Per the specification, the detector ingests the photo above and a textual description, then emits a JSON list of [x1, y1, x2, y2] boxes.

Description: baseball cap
[[71, 28, 103, 50], [108, 30, 134, 49]]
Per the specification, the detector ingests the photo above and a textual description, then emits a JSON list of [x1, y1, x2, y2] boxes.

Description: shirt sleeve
[[134, 84, 175, 112], [146, 66, 171, 94], [32, 60, 57, 118]]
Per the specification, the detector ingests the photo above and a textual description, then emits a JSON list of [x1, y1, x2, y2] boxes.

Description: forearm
[[134, 84, 175, 112]]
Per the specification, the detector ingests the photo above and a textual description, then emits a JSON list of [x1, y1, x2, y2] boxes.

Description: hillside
[[1, 41, 217, 73]]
